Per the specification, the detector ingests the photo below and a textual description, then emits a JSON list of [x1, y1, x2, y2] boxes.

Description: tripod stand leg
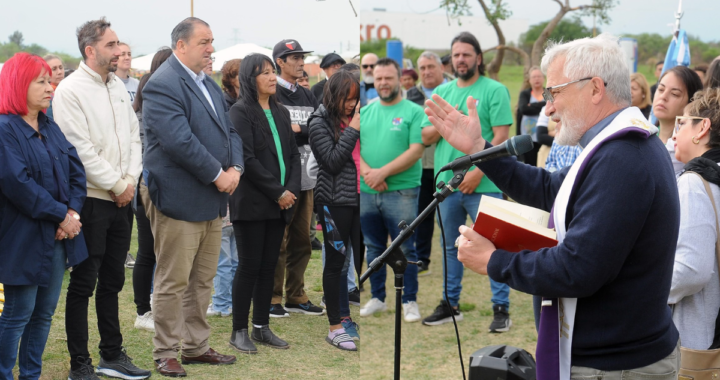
[[394, 274, 404, 380]]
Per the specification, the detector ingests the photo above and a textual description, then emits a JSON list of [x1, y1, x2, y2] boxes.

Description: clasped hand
[[362, 168, 388, 192], [278, 191, 297, 210], [109, 184, 135, 208], [55, 210, 82, 240], [215, 169, 241, 195]]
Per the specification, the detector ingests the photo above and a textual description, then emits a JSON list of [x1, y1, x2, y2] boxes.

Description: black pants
[[319, 205, 361, 326], [416, 168, 436, 266], [132, 191, 155, 315], [232, 219, 285, 331], [66, 198, 130, 368]]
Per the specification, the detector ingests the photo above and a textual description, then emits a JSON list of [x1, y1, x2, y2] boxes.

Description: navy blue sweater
[[477, 132, 680, 370]]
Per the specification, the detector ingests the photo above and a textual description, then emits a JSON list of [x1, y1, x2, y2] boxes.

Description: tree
[[520, 15, 595, 54], [8, 31, 24, 48], [440, 0, 616, 87]]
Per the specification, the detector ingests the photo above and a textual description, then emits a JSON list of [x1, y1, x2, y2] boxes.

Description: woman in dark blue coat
[[0, 52, 88, 380]]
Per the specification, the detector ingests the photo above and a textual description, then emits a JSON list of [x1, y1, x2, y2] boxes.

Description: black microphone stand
[[359, 168, 468, 380]]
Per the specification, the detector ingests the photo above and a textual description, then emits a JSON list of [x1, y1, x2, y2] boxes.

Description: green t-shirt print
[[264, 109, 286, 186], [359, 99, 425, 194], [421, 76, 514, 194]]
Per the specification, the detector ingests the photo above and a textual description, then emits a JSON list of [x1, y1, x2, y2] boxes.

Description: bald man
[[360, 53, 378, 107]]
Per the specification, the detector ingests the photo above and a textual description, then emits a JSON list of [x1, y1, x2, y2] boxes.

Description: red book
[[473, 197, 557, 252]]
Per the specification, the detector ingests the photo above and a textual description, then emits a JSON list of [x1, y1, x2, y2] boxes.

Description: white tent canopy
[[130, 54, 155, 71], [211, 43, 273, 71], [131, 43, 273, 72]]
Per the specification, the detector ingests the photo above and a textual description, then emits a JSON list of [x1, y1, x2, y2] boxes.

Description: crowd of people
[[1, 13, 720, 380]]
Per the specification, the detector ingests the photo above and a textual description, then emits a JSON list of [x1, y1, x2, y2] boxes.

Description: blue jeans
[[212, 226, 238, 313], [437, 192, 510, 309], [0, 241, 66, 380], [322, 244, 354, 317], [360, 188, 419, 303]]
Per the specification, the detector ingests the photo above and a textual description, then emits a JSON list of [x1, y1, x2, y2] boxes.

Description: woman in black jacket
[[227, 54, 300, 354], [515, 66, 546, 166], [307, 71, 360, 351]]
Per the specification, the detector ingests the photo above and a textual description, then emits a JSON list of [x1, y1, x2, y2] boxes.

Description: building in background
[[360, 11, 528, 51]]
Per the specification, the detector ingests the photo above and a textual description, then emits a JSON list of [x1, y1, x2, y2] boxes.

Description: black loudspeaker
[[468, 345, 536, 380]]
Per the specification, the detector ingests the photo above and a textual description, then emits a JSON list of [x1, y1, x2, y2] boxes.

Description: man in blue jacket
[[425, 34, 681, 379], [140, 17, 243, 377]]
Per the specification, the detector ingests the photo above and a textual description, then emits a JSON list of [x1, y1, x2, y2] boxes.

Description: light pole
[[191, 0, 194, 16]]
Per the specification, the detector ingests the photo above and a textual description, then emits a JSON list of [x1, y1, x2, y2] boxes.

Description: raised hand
[[424, 94, 486, 155]]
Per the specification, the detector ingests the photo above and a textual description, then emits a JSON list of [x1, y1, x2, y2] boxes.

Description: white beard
[[364, 75, 374, 84], [554, 105, 586, 146]]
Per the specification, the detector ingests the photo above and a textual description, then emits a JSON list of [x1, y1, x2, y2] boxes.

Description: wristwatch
[[232, 165, 243, 174]]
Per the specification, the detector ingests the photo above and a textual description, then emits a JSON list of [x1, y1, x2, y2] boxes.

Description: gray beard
[[364, 75, 374, 84], [554, 107, 586, 146]]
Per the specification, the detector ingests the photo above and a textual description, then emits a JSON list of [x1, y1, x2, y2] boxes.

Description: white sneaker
[[207, 304, 231, 317], [403, 301, 421, 323], [360, 298, 387, 317], [134, 311, 155, 332]]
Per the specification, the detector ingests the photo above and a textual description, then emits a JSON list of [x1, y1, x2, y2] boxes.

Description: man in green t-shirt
[[358, 58, 424, 323], [420, 32, 514, 332]]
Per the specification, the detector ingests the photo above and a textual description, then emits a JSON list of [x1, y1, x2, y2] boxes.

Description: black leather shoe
[[229, 329, 257, 354], [251, 325, 289, 349]]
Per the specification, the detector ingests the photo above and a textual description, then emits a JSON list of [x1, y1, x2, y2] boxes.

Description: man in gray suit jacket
[[140, 17, 242, 377]]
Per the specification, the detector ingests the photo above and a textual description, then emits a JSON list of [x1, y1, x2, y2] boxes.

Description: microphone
[[439, 135, 534, 172]]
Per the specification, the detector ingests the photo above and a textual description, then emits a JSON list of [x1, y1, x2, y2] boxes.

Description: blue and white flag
[[650, 29, 691, 124]]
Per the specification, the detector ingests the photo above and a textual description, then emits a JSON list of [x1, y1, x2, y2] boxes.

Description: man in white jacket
[[53, 18, 149, 380]]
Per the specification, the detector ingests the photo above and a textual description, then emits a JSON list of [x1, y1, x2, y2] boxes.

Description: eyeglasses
[[675, 115, 705, 134], [362, 64, 375, 70], [542, 77, 607, 103]]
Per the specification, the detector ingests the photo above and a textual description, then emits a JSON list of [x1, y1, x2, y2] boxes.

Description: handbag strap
[[686, 171, 720, 349]]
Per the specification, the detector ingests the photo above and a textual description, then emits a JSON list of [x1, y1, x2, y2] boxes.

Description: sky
[[0, 0, 360, 58], [361, 0, 719, 43]]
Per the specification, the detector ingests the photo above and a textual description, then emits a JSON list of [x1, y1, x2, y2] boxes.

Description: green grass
[[24, 224, 358, 380], [359, 220, 537, 380]]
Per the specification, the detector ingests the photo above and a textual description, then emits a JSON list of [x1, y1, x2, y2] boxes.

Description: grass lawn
[[26, 225, 358, 380], [359, 219, 537, 380]]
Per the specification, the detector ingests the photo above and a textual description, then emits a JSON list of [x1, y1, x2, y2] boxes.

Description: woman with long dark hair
[[130, 47, 172, 332], [308, 71, 361, 350], [228, 54, 300, 353]]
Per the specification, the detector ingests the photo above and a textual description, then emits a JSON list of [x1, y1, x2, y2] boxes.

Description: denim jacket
[[0, 113, 88, 286]]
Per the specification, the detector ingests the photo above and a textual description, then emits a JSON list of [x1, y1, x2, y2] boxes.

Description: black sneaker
[[285, 301, 326, 315], [348, 288, 360, 306], [311, 237, 323, 250], [422, 300, 463, 326], [320, 295, 326, 308], [96, 348, 151, 379], [69, 357, 100, 380], [488, 305, 512, 333], [269, 304, 289, 318]]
